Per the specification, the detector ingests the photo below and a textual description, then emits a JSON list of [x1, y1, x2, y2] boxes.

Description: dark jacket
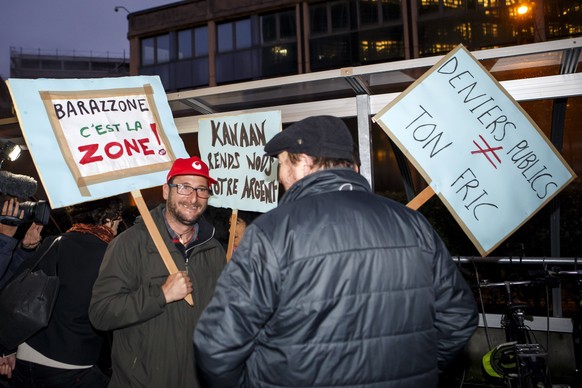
[[0, 232, 109, 363], [89, 204, 226, 388], [0, 233, 36, 289], [24, 232, 109, 365], [0, 235, 37, 356], [194, 168, 478, 387]]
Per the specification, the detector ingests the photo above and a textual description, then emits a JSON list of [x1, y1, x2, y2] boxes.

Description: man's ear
[[299, 154, 315, 174], [162, 183, 170, 200]]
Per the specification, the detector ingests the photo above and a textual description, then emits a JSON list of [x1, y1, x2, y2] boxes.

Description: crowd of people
[[0, 115, 477, 387]]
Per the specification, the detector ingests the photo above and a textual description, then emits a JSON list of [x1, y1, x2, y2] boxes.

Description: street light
[[114, 6, 130, 14], [517, 4, 530, 15]]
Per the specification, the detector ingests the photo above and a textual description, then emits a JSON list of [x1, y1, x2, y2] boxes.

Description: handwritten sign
[[373, 44, 576, 256], [7, 76, 188, 208], [198, 111, 281, 212]]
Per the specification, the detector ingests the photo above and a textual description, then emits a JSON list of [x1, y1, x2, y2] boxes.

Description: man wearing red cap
[[89, 156, 226, 388]]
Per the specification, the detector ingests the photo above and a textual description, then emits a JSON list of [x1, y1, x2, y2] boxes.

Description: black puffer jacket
[[195, 168, 478, 387]]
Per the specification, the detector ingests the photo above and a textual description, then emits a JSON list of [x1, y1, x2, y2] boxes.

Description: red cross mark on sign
[[471, 134, 503, 169]]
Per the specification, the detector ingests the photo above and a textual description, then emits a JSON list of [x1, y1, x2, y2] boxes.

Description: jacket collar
[[280, 168, 371, 205], [146, 204, 216, 248]]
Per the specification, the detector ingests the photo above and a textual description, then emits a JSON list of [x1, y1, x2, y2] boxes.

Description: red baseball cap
[[166, 156, 217, 185]]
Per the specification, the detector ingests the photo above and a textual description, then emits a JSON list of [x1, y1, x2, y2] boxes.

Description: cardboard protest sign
[[373, 44, 576, 256], [7, 76, 188, 208], [198, 111, 281, 213]]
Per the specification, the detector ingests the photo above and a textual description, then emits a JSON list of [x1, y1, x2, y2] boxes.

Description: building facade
[[9, 47, 129, 79], [127, 0, 582, 91]]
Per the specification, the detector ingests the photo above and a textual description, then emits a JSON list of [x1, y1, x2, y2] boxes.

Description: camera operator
[[0, 197, 43, 282], [0, 171, 47, 385]]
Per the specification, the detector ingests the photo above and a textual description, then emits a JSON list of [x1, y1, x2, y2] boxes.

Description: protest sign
[[198, 111, 281, 213], [8, 75, 193, 304], [373, 44, 576, 256], [7, 76, 188, 208]]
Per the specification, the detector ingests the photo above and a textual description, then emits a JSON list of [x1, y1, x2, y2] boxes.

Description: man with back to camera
[[89, 156, 226, 388], [194, 115, 478, 387]]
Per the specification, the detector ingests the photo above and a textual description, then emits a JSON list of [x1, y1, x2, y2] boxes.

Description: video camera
[[0, 170, 50, 226]]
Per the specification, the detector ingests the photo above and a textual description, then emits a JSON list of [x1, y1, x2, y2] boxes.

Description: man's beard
[[167, 199, 203, 226]]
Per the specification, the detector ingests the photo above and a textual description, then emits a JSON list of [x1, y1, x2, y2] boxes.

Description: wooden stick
[[406, 186, 435, 211], [226, 209, 238, 262], [131, 190, 194, 306]]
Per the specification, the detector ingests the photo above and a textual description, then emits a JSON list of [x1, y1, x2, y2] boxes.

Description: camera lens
[[19, 200, 51, 226], [0, 199, 51, 226]]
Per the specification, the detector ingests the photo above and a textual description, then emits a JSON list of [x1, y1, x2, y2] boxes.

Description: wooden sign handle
[[406, 186, 435, 211], [226, 209, 238, 262], [131, 190, 194, 306]]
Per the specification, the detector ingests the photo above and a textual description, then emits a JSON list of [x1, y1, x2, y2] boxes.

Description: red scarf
[[66, 223, 116, 244]]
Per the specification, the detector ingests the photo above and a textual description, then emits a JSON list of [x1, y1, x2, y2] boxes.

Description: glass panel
[[178, 29, 192, 60], [418, 0, 440, 15], [262, 14, 277, 43], [331, 2, 350, 31], [195, 26, 209, 57], [64, 61, 89, 71], [218, 22, 234, 52], [261, 44, 297, 76], [157, 34, 170, 63], [443, 0, 464, 10], [360, 0, 379, 25], [236, 19, 252, 49], [141, 37, 155, 66], [382, 0, 402, 21], [311, 4, 328, 35], [360, 26, 405, 63], [310, 35, 352, 70], [279, 10, 296, 39], [40, 60, 60, 70]]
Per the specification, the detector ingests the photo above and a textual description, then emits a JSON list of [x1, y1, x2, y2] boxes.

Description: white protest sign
[[198, 111, 281, 213], [7, 76, 188, 208], [373, 44, 576, 256]]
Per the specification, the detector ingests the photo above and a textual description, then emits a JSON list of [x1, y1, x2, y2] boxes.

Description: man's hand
[[0, 354, 16, 378], [162, 271, 193, 303], [21, 223, 43, 249], [0, 198, 23, 237]]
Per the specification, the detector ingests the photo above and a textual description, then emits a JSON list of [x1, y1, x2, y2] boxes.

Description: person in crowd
[[230, 209, 261, 252], [0, 170, 44, 282], [7, 196, 124, 387], [0, 197, 44, 284], [0, 197, 44, 387], [89, 156, 226, 388], [194, 115, 478, 387]]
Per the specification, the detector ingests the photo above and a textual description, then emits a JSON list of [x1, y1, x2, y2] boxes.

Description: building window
[[141, 33, 170, 65], [331, 2, 350, 31], [141, 37, 155, 66], [311, 4, 329, 34], [262, 10, 296, 44], [178, 30, 192, 59], [311, 1, 350, 34], [359, 0, 402, 26], [216, 17, 259, 84], [260, 9, 298, 77], [178, 26, 209, 59], [382, 0, 402, 21], [360, 0, 379, 26], [195, 26, 209, 56], [218, 19, 252, 52]]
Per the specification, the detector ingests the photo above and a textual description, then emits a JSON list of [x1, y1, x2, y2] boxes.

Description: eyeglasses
[[168, 183, 212, 198]]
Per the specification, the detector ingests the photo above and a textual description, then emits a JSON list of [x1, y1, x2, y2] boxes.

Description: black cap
[[264, 115, 354, 162]]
